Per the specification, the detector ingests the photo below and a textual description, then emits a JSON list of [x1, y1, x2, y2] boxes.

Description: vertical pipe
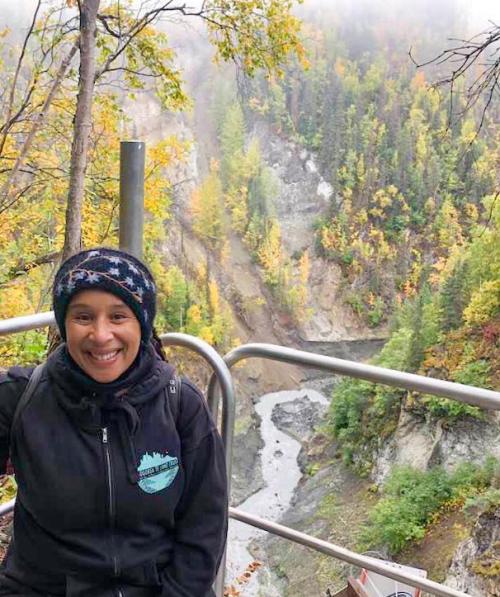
[[119, 140, 145, 259]]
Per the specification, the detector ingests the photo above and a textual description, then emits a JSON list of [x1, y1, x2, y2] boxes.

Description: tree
[[63, 0, 100, 260], [190, 164, 225, 250], [2, 0, 305, 262], [219, 102, 246, 189]]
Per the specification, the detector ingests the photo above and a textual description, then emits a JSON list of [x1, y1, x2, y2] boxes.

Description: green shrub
[[361, 460, 498, 554], [421, 395, 483, 420], [452, 359, 492, 388]]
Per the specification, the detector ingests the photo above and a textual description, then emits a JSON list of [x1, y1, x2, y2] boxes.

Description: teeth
[[90, 350, 118, 361]]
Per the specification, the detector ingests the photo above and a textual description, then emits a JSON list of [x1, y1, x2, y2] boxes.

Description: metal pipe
[[160, 333, 236, 481], [119, 140, 145, 259], [159, 333, 235, 597], [0, 311, 55, 337], [209, 343, 500, 411], [0, 499, 15, 516], [229, 507, 469, 597]]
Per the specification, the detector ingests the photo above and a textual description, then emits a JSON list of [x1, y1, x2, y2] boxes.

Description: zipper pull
[[102, 427, 108, 444]]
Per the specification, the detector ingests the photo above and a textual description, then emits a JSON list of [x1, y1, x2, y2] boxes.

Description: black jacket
[[0, 345, 228, 597]]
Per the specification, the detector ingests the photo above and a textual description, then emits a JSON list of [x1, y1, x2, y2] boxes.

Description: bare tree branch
[[0, 0, 42, 156], [409, 22, 500, 133], [0, 38, 79, 212]]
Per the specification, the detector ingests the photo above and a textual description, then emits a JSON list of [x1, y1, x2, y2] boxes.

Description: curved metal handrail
[[208, 342, 498, 597], [229, 507, 469, 597], [159, 333, 235, 481], [0, 311, 55, 336], [208, 342, 500, 414], [1, 314, 496, 597]]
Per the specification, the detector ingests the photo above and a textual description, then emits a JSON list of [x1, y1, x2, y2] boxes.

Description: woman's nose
[[89, 319, 113, 343]]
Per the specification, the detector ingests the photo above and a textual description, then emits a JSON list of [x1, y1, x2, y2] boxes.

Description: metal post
[[119, 140, 145, 259]]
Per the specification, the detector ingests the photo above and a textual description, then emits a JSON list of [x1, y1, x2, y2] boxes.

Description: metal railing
[[2, 313, 499, 597], [229, 508, 469, 597], [208, 342, 499, 597], [0, 312, 236, 596]]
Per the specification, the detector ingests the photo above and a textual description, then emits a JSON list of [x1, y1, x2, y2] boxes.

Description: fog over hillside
[[2, 0, 499, 30]]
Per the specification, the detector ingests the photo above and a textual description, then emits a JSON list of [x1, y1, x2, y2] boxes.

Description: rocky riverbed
[[225, 388, 329, 596]]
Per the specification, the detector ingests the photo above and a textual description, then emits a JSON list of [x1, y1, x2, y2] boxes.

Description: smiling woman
[[0, 247, 228, 597], [65, 291, 142, 383]]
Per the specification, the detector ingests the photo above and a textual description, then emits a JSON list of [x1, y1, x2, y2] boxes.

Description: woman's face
[[65, 289, 141, 383]]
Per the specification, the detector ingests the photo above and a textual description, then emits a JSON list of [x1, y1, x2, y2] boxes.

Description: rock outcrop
[[446, 507, 500, 596], [372, 408, 500, 485]]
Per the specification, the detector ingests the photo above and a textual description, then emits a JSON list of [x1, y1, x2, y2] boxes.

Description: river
[[225, 387, 330, 596]]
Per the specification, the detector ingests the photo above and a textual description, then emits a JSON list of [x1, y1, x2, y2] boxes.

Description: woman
[[0, 248, 228, 596]]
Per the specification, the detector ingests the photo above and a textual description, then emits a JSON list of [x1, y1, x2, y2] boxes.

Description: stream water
[[226, 387, 329, 596]]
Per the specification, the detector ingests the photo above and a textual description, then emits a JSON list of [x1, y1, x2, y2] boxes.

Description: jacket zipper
[[102, 427, 120, 579]]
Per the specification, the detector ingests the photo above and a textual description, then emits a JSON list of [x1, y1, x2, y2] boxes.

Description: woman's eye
[[111, 313, 127, 321], [75, 313, 92, 322]]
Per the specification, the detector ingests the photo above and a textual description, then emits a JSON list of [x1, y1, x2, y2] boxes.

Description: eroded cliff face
[[372, 408, 500, 485], [254, 120, 388, 344], [446, 507, 500, 597]]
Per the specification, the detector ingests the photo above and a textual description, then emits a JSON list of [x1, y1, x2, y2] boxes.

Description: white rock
[[317, 180, 333, 200], [305, 159, 318, 174]]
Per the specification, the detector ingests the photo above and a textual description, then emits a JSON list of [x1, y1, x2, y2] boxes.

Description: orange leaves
[[224, 561, 262, 597]]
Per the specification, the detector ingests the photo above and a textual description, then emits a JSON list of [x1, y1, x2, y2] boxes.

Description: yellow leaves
[[460, 119, 477, 147], [464, 202, 478, 223], [436, 197, 464, 250], [186, 304, 202, 325], [334, 58, 345, 78], [415, 132, 428, 162], [368, 207, 384, 219], [298, 250, 309, 285], [191, 168, 226, 249], [208, 280, 220, 314], [225, 188, 249, 235], [0, 283, 33, 319], [355, 208, 368, 225], [205, 0, 305, 77], [463, 280, 500, 327], [424, 197, 436, 214], [257, 219, 283, 286]]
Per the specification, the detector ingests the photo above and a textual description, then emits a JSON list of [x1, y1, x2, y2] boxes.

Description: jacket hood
[[46, 343, 175, 484], [46, 342, 173, 407]]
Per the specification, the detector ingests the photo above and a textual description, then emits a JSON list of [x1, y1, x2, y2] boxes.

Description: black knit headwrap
[[52, 248, 156, 342]]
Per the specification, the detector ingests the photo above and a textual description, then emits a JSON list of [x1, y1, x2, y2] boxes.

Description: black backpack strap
[[167, 375, 182, 425], [11, 363, 45, 441]]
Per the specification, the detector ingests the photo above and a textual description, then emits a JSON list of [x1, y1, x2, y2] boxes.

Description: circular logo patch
[[137, 451, 179, 494]]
